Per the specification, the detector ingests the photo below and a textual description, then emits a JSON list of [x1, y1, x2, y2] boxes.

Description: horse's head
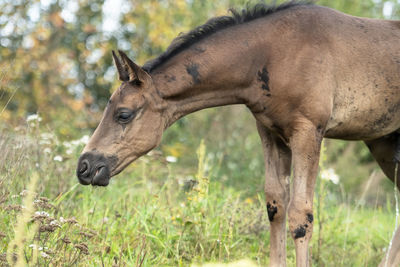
[[76, 51, 165, 186]]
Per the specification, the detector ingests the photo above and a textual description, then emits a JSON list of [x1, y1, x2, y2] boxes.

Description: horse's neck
[[151, 33, 270, 124]]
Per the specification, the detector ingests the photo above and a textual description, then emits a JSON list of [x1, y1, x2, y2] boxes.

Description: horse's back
[[308, 7, 400, 140]]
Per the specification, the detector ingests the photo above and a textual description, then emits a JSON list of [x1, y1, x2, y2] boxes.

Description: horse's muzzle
[[76, 152, 117, 186]]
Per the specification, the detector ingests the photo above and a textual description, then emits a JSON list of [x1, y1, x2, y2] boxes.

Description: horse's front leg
[[287, 118, 323, 267], [257, 122, 292, 267]]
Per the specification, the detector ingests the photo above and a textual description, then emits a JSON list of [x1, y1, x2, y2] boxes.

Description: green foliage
[[0, 125, 398, 266], [1, 1, 400, 265], [1, 0, 400, 195]]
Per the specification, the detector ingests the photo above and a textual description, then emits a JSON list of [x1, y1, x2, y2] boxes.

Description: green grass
[[0, 123, 398, 266]]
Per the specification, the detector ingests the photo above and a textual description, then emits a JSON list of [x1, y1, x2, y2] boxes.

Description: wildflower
[[34, 211, 50, 217], [39, 224, 57, 232], [63, 135, 90, 152], [20, 189, 37, 198], [33, 212, 50, 222], [40, 133, 53, 140], [20, 190, 35, 197], [166, 156, 177, 163], [5, 204, 22, 211], [79, 135, 89, 145], [39, 197, 50, 202], [40, 252, 50, 259], [245, 198, 254, 205], [39, 139, 51, 145], [29, 244, 37, 249], [102, 217, 109, 223], [34, 198, 54, 209], [74, 243, 89, 255], [49, 220, 61, 228], [26, 114, 42, 123], [61, 237, 71, 244], [79, 231, 94, 238], [321, 168, 340, 184], [53, 155, 63, 162], [60, 217, 78, 224], [43, 147, 51, 154]]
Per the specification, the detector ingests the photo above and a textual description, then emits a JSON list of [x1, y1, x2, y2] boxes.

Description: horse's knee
[[265, 188, 288, 223], [288, 203, 314, 241]]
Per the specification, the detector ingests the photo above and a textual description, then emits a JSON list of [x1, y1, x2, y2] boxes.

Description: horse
[[76, 2, 400, 266]]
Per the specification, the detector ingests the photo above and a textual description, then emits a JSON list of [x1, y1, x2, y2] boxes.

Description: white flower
[[43, 148, 51, 154], [34, 211, 50, 217], [20, 190, 34, 197], [103, 217, 109, 223], [321, 168, 340, 184], [53, 155, 63, 162], [63, 141, 72, 148], [26, 114, 42, 122], [50, 220, 60, 227], [40, 133, 53, 140], [39, 139, 51, 145], [79, 135, 89, 145], [29, 244, 37, 249], [166, 156, 177, 163], [40, 252, 50, 258], [63, 135, 90, 154]]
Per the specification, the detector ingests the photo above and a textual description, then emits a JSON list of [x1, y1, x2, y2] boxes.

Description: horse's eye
[[116, 109, 134, 124]]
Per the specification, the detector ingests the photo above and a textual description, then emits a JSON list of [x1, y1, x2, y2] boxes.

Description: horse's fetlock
[[266, 201, 279, 222], [293, 225, 307, 239], [306, 213, 313, 223]]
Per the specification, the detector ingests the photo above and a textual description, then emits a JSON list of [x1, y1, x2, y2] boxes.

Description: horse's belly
[[325, 93, 400, 140]]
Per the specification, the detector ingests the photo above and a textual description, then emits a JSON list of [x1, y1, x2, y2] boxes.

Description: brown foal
[[76, 2, 400, 266]]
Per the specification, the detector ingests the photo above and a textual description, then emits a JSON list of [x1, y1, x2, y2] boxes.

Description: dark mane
[[143, 1, 314, 73]]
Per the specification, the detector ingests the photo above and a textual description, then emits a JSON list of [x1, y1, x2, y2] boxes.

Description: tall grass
[[0, 119, 398, 266]]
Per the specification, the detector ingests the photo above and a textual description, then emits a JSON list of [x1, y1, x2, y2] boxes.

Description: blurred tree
[[0, 0, 398, 132], [0, 0, 399, 199]]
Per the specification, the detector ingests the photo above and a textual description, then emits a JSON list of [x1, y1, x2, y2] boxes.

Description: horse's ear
[[112, 50, 129, 82], [118, 50, 148, 83]]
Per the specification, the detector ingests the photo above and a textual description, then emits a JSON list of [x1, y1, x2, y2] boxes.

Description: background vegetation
[[1, 0, 400, 266]]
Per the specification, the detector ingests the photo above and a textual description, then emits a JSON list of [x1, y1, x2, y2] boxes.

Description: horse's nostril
[[79, 159, 90, 175]]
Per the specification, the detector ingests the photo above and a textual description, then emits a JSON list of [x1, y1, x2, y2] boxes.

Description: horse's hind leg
[[365, 134, 400, 267], [257, 122, 292, 267]]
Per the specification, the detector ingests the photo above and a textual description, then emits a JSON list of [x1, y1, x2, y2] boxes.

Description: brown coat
[[77, 2, 400, 266]]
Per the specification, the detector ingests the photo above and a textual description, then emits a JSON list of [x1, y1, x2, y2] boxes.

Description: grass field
[[1, 120, 399, 266]]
